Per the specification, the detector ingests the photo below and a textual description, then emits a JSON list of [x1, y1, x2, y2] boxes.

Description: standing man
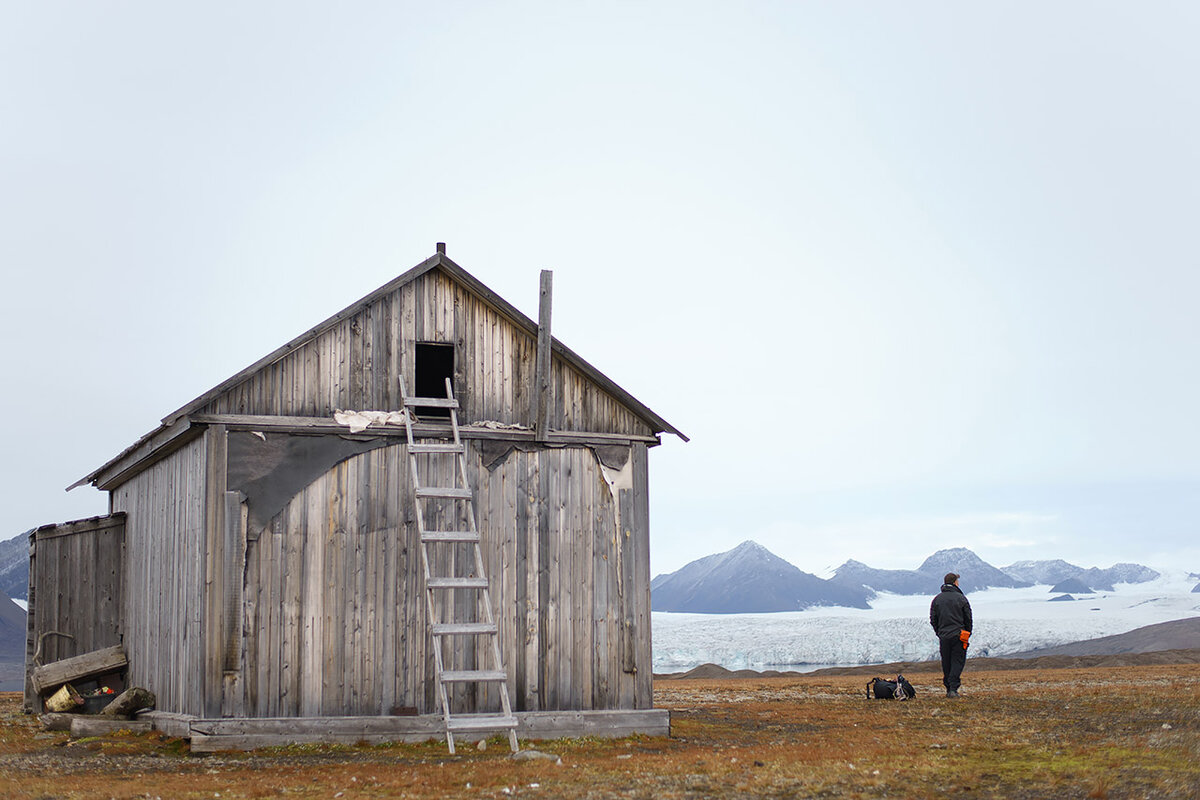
[[930, 572, 973, 698]]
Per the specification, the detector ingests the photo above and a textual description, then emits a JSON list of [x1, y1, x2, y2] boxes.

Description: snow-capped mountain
[[1075, 563, 1161, 591], [0, 533, 28, 601], [829, 560, 932, 597], [656, 543, 1165, 613], [0, 594, 25, 662], [1002, 559, 1083, 585], [918, 547, 1032, 592], [1001, 559, 1160, 591], [651, 541, 871, 613]]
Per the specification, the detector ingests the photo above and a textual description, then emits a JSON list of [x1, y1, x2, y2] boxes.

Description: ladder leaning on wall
[[400, 376, 519, 754]]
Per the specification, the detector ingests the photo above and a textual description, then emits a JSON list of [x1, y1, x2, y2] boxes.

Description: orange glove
[[960, 629, 971, 650]]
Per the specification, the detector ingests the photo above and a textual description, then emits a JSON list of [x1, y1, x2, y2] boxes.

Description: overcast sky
[[2, 3, 1197, 579]]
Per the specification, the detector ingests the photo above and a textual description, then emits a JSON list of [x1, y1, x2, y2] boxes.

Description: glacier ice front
[[651, 573, 1200, 673]]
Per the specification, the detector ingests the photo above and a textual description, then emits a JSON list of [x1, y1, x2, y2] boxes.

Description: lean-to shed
[[27, 246, 684, 749]]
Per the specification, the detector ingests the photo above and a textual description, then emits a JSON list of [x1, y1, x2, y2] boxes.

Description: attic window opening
[[414, 342, 455, 419]]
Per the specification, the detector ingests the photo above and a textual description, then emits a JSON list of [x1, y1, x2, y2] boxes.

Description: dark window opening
[[414, 342, 455, 418]]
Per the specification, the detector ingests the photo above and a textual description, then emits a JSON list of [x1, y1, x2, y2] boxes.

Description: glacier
[[652, 570, 1200, 673]]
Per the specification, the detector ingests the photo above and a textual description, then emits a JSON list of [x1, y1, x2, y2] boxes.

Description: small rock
[[512, 750, 563, 765], [1162, 723, 1172, 730], [477, 739, 487, 751]]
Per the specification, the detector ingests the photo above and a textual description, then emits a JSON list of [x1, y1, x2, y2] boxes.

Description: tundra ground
[[1, 662, 1197, 799]]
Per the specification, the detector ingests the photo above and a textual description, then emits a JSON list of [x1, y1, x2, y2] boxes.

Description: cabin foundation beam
[[175, 709, 670, 752]]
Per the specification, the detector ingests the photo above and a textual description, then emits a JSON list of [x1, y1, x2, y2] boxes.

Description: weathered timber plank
[[70, 718, 153, 738], [202, 425, 228, 718], [188, 414, 661, 446], [75, 419, 202, 492], [32, 646, 127, 693], [533, 270, 553, 439], [23, 536, 37, 713], [32, 514, 126, 540], [536, 450, 551, 710], [187, 709, 669, 752], [138, 710, 196, 739], [630, 442, 653, 708]]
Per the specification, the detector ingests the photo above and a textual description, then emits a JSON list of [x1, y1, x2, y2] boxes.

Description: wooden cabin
[[27, 246, 684, 748]]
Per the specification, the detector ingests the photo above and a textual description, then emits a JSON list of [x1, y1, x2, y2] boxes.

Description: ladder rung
[[408, 443, 465, 454], [427, 577, 489, 589], [441, 670, 507, 683], [416, 487, 472, 499], [445, 714, 519, 732], [403, 396, 459, 409], [432, 623, 497, 636], [421, 531, 480, 543]]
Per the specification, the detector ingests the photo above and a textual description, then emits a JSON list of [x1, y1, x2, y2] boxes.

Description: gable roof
[[71, 250, 686, 490], [160, 250, 685, 438]]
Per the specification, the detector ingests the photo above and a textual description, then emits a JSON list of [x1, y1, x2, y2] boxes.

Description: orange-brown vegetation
[[1, 662, 1196, 799]]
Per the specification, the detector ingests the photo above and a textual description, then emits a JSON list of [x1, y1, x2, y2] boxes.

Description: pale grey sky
[[2, 2, 1197, 577]]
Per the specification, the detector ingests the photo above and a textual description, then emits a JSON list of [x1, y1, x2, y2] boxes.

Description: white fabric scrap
[[333, 409, 410, 434], [600, 455, 634, 497], [473, 420, 533, 431]]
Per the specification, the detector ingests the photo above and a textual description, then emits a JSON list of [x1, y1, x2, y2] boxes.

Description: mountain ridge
[[653, 542, 1166, 614], [0, 534, 29, 601], [651, 540, 871, 613]]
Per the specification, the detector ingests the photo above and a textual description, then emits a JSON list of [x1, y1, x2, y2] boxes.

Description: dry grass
[[0, 663, 1197, 799]]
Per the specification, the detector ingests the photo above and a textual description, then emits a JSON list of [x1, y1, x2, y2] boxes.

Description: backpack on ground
[[866, 674, 916, 700]]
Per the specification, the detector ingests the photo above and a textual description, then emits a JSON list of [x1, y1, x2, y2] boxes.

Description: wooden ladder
[[401, 376, 519, 754]]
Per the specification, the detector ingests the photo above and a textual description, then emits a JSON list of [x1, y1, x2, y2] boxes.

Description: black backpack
[[867, 674, 916, 700]]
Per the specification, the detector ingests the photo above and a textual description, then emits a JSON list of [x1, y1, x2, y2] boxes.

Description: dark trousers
[[939, 635, 966, 691]]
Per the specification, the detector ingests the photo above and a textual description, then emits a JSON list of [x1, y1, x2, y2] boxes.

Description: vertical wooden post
[[23, 532, 37, 713], [629, 443, 653, 708], [203, 425, 229, 718], [221, 491, 247, 718], [533, 270, 553, 441]]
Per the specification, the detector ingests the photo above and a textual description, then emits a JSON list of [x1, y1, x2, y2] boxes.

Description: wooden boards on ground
[[187, 709, 670, 752], [31, 646, 127, 694]]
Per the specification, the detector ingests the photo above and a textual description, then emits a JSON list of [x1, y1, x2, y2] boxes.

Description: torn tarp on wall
[[226, 432, 392, 535], [479, 439, 630, 473]]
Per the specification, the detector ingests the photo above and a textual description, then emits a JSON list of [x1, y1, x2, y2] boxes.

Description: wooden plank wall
[[109, 437, 207, 716], [237, 438, 652, 717], [196, 270, 654, 438], [25, 515, 126, 697]]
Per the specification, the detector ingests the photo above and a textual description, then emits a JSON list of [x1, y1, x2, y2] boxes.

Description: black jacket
[[930, 584, 973, 640]]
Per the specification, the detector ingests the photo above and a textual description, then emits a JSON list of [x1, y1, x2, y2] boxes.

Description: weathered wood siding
[[196, 269, 653, 438], [236, 439, 652, 717], [24, 514, 126, 709], [109, 437, 208, 716]]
